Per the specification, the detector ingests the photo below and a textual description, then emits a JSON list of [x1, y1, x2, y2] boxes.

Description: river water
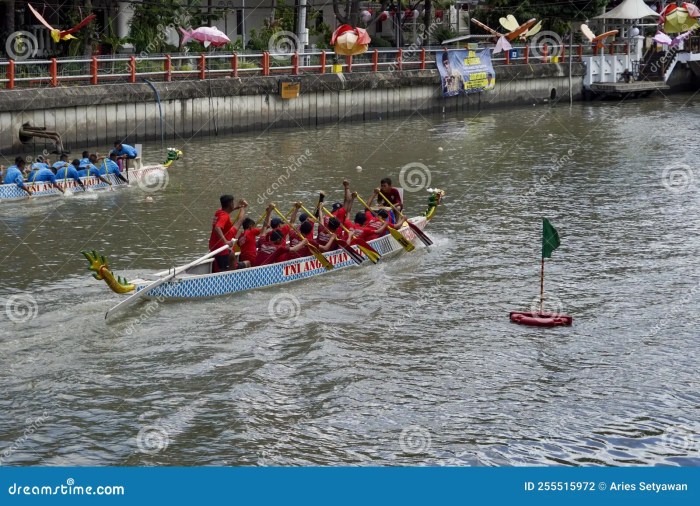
[[1, 94, 699, 466]]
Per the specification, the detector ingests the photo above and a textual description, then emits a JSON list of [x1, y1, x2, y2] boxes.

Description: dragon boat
[[0, 148, 182, 202], [83, 189, 444, 316]]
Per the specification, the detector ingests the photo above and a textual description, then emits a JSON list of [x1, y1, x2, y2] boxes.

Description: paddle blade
[[309, 245, 334, 270], [389, 227, 415, 252], [338, 240, 364, 265], [357, 245, 380, 264], [407, 221, 433, 246]]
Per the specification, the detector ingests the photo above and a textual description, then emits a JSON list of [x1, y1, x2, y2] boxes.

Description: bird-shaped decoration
[[331, 25, 371, 56], [580, 24, 619, 49], [470, 17, 538, 53], [28, 3, 96, 43]]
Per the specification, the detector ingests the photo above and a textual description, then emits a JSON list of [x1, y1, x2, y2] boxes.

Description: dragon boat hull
[[0, 164, 169, 202], [132, 217, 430, 301]]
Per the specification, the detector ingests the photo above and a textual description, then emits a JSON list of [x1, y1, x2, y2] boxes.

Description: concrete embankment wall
[[0, 63, 584, 155]]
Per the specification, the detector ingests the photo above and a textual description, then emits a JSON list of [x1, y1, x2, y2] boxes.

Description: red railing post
[[625, 42, 629, 55], [578, 44, 583, 62], [50, 58, 58, 87], [320, 51, 326, 74], [609, 43, 615, 55], [372, 49, 378, 72], [505, 49, 510, 65], [593, 45, 599, 56], [292, 52, 299, 75], [524, 45, 529, 64], [397, 48, 403, 70], [346, 55, 352, 73], [7, 60, 14, 90], [90, 56, 98, 85], [199, 53, 206, 80], [420, 48, 426, 70], [165, 55, 172, 81], [129, 55, 136, 83], [232, 53, 238, 78], [263, 52, 270, 76], [542, 44, 548, 63]]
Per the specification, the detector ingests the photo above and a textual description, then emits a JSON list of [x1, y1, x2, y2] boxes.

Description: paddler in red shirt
[[350, 211, 389, 242], [287, 221, 316, 259], [367, 178, 403, 213], [209, 194, 248, 271]]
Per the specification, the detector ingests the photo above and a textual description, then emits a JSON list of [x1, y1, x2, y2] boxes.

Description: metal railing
[[0, 43, 624, 90]]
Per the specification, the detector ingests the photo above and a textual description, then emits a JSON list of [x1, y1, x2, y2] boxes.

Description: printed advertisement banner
[[436, 49, 496, 97]]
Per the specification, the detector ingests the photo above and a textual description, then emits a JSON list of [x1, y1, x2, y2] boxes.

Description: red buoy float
[[509, 311, 572, 327]]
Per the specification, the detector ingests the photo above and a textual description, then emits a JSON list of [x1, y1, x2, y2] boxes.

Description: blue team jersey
[[30, 168, 57, 184], [112, 144, 138, 158], [26, 169, 37, 181], [104, 159, 121, 174], [56, 166, 82, 183], [77, 166, 101, 178], [3, 166, 25, 187], [53, 161, 69, 170], [80, 157, 91, 165]]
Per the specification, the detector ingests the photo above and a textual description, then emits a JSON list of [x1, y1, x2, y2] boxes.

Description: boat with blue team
[[0, 148, 182, 202], [82, 189, 444, 318]]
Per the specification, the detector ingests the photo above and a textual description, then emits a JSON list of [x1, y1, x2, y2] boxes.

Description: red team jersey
[[209, 209, 236, 252], [238, 227, 261, 263], [382, 187, 402, 207]]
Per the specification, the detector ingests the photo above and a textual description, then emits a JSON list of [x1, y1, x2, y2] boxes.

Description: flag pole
[[540, 257, 545, 314]]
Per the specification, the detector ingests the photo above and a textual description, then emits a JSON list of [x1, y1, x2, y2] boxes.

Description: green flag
[[542, 218, 560, 259]]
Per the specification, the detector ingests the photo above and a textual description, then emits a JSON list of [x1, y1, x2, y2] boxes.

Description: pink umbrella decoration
[[331, 25, 371, 56], [179, 26, 231, 48]]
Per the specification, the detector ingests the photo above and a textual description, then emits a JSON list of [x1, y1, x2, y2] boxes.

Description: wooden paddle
[[105, 243, 232, 320], [272, 206, 333, 271], [356, 194, 415, 252], [378, 191, 433, 246], [312, 205, 381, 264]]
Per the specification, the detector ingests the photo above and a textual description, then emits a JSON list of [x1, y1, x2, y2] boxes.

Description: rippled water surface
[[1, 94, 699, 466]]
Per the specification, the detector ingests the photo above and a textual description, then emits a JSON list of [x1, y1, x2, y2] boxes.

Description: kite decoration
[[580, 23, 619, 49], [654, 26, 699, 46], [331, 24, 371, 56], [659, 2, 700, 33], [499, 15, 543, 42], [470, 16, 538, 53], [28, 3, 96, 43], [179, 26, 231, 48]]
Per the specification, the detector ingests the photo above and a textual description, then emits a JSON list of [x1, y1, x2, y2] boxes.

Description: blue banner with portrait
[[436, 49, 496, 97]]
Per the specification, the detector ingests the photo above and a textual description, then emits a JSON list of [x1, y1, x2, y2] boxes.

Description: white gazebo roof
[[594, 0, 660, 19]]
